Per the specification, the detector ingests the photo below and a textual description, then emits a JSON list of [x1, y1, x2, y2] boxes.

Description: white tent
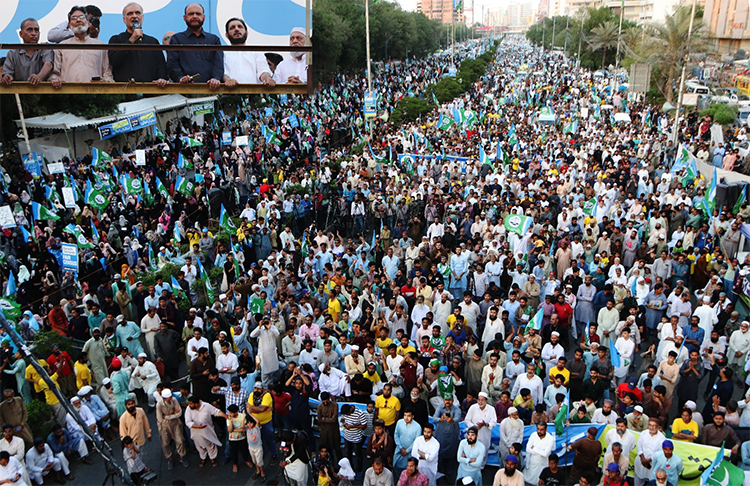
[[16, 94, 217, 129], [614, 113, 631, 123], [15, 95, 217, 160]]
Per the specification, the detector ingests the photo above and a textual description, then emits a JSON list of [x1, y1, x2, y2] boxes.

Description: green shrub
[[391, 96, 432, 124], [33, 331, 71, 359], [26, 400, 53, 438], [700, 103, 738, 126]]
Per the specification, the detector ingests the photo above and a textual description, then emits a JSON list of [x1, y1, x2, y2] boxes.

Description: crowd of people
[[0, 25, 749, 486], [0, 3, 307, 88]]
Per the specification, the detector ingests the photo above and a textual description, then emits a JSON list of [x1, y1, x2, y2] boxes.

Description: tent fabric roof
[[16, 94, 217, 130]]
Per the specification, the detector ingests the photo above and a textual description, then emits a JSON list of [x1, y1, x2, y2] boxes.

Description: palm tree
[[644, 5, 705, 102], [588, 21, 619, 69]]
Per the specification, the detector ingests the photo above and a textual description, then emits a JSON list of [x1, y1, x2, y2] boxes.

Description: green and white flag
[[437, 113, 454, 130], [554, 390, 569, 436], [524, 307, 544, 334], [175, 176, 193, 195], [582, 197, 597, 217], [250, 298, 265, 315], [198, 261, 214, 304], [734, 189, 746, 213], [220, 204, 237, 234], [464, 110, 478, 128], [154, 126, 166, 141], [85, 182, 109, 211], [156, 177, 169, 198], [504, 213, 533, 236], [0, 297, 21, 321], [183, 137, 203, 147], [148, 244, 159, 272], [73, 228, 95, 249], [705, 460, 744, 486], [122, 177, 144, 194], [91, 148, 112, 167]]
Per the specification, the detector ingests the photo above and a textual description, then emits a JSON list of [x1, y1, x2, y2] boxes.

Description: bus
[[736, 75, 750, 96]]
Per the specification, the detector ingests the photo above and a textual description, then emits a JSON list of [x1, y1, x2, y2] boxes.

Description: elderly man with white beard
[[318, 363, 351, 398], [273, 28, 308, 84], [67, 397, 97, 443], [499, 406, 524, 463], [728, 321, 750, 380]]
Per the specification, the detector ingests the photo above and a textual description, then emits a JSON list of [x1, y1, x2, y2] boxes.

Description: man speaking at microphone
[[108, 2, 168, 86]]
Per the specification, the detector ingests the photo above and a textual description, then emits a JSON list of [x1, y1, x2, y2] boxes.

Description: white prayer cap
[[291, 27, 307, 36], [77, 386, 93, 396], [319, 363, 327, 372], [70, 396, 81, 403], [703, 296, 712, 303], [351, 345, 360, 351], [478, 392, 489, 399], [508, 407, 518, 415], [684, 400, 696, 411], [551, 331, 560, 337], [138, 353, 148, 359], [102, 378, 111, 385], [161, 389, 172, 398]]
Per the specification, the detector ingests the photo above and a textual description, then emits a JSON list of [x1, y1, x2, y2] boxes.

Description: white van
[[685, 82, 710, 95]]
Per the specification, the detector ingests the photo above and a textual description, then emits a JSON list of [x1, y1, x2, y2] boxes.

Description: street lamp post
[[671, 0, 698, 144], [365, 0, 372, 92]]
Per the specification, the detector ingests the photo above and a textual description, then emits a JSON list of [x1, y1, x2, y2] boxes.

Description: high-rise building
[[704, 0, 750, 54], [417, 0, 464, 24]]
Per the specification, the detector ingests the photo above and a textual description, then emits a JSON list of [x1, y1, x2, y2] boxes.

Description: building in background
[[484, 2, 534, 28], [704, 0, 750, 54], [417, 0, 465, 24]]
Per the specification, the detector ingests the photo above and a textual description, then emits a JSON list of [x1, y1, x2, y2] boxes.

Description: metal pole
[[577, 9, 584, 68], [564, 13, 570, 51], [365, 0, 372, 92], [615, 0, 625, 68], [551, 16, 557, 49], [14, 95, 31, 155], [671, 0, 698, 144]]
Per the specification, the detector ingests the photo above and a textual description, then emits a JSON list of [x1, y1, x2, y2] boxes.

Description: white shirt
[[411, 435, 440, 475], [187, 336, 209, 361], [635, 430, 666, 479], [0, 456, 26, 486], [216, 352, 239, 383], [273, 55, 307, 84], [224, 51, 272, 83], [511, 373, 544, 405], [604, 428, 636, 457], [463, 403, 497, 448]]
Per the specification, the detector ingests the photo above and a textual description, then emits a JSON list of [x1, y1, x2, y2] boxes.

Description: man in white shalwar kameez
[[541, 332, 565, 377], [272, 28, 308, 84], [634, 418, 666, 486], [318, 363, 350, 398], [693, 297, 718, 341], [463, 392, 497, 466], [0, 453, 26, 486], [499, 407, 524, 462], [524, 423, 554, 486], [510, 364, 545, 405], [184, 397, 227, 465], [131, 354, 160, 408], [728, 321, 750, 378], [250, 318, 280, 388], [411, 424, 440, 486]]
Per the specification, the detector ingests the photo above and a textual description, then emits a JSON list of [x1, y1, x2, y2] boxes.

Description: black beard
[[603, 409, 612, 416], [505, 468, 515, 476], [467, 438, 476, 444], [228, 33, 248, 45], [711, 337, 718, 343]]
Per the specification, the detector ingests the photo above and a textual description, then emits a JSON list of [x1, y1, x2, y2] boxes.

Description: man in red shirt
[[48, 303, 69, 337], [554, 294, 574, 346], [47, 344, 76, 397], [615, 377, 643, 405], [271, 383, 291, 431]]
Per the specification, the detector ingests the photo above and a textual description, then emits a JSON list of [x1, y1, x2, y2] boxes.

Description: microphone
[[132, 21, 142, 42]]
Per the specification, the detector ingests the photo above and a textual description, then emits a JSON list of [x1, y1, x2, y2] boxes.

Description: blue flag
[[91, 222, 99, 243], [5, 272, 15, 297], [609, 338, 621, 368]]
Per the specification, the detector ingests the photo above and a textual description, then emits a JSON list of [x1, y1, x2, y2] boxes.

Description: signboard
[[61, 243, 79, 272], [364, 91, 378, 120], [62, 187, 76, 208], [236, 135, 249, 146], [629, 63, 652, 93], [0, 206, 14, 229], [47, 162, 65, 174], [98, 111, 157, 140], [682, 93, 699, 106], [22, 153, 41, 178], [135, 149, 146, 166], [221, 132, 232, 145], [445, 67, 457, 78], [192, 102, 214, 116]]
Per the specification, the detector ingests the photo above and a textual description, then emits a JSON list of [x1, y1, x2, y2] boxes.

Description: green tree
[[589, 20, 620, 69], [641, 5, 705, 103]]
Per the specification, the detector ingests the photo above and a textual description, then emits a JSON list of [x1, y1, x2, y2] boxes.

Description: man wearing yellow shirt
[[548, 358, 570, 386], [74, 354, 92, 389], [327, 290, 342, 323], [396, 335, 416, 358], [246, 383, 277, 461], [374, 383, 400, 434], [671, 408, 699, 442]]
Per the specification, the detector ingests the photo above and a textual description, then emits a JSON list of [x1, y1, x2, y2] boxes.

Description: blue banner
[[98, 111, 156, 141], [22, 153, 41, 178]]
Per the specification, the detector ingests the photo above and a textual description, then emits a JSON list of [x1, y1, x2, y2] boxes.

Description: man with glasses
[[108, 2, 169, 86], [47, 4, 102, 43], [49, 6, 113, 87], [1, 18, 53, 85]]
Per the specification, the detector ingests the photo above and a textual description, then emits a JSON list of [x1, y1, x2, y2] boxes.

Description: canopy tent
[[15, 95, 217, 160], [15, 94, 217, 130], [614, 113, 631, 123]]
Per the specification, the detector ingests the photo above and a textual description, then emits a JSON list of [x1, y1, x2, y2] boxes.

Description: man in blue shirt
[[682, 316, 705, 354], [167, 3, 223, 88]]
